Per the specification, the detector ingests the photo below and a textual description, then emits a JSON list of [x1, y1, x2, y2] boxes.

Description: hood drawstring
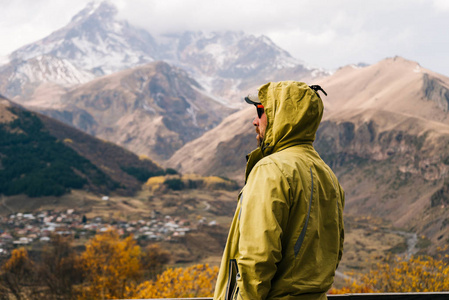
[[261, 142, 271, 154], [309, 85, 328, 96]]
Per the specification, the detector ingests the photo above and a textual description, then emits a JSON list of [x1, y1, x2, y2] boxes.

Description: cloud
[[433, 0, 449, 12], [116, 0, 298, 34], [0, 0, 448, 76], [114, 0, 434, 69], [0, 0, 91, 55]]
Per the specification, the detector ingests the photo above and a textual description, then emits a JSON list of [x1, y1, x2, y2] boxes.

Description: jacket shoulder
[[262, 146, 311, 174]]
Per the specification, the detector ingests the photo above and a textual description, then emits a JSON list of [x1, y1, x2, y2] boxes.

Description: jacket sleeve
[[236, 160, 291, 299]]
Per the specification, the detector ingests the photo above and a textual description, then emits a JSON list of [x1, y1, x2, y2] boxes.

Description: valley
[[0, 181, 424, 282], [0, 2, 448, 290]]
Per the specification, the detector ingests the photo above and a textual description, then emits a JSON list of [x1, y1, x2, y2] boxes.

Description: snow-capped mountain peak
[[9, 1, 157, 76], [70, 1, 112, 24], [0, 1, 326, 105]]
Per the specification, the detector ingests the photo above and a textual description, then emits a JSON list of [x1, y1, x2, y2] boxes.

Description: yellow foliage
[[79, 230, 141, 300], [140, 244, 171, 279], [329, 280, 375, 294], [2, 248, 32, 273], [182, 174, 202, 180], [181, 174, 225, 184], [204, 176, 226, 183], [437, 245, 449, 252], [144, 173, 236, 192], [63, 138, 73, 144], [138, 154, 151, 161], [145, 176, 166, 186], [1, 248, 34, 299], [330, 254, 449, 294], [145, 176, 166, 192], [133, 264, 219, 298]]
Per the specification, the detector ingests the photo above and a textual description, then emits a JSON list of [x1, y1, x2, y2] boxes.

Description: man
[[213, 81, 344, 300]]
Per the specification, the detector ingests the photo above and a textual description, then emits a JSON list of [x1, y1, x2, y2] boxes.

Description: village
[[0, 207, 217, 257]]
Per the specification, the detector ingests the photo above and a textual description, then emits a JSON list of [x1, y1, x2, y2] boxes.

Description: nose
[[253, 117, 258, 126]]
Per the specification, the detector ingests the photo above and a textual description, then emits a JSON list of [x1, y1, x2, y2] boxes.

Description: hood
[[258, 81, 324, 155]]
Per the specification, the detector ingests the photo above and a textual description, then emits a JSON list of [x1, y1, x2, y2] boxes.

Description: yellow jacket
[[213, 81, 345, 300]]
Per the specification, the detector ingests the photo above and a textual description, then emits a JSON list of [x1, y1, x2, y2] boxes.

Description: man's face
[[252, 107, 267, 147]]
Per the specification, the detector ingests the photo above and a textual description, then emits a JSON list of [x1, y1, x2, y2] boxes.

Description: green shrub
[[121, 166, 165, 182], [164, 178, 184, 190], [165, 168, 178, 175]]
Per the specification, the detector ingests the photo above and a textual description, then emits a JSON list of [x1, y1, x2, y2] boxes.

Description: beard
[[256, 130, 264, 147]]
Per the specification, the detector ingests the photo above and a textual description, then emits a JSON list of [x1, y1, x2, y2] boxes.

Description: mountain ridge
[[9, 1, 157, 75], [0, 1, 324, 106], [322, 56, 449, 124], [166, 56, 449, 253], [33, 61, 235, 161], [0, 95, 165, 197]]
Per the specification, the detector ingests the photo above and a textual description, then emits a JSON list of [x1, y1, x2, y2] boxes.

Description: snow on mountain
[[12, 55, 94, 85], [9, 1, 157, 76], [40, 61, 235, 161], [0, 1, 327, 106], [0, 55, 95, 101], [156, 30, 325, 104], [0, 55, 9, 66], [158, 30, 307, 79]]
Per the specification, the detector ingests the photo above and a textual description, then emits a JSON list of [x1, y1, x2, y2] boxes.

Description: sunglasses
[[255, 104, 264, 118]]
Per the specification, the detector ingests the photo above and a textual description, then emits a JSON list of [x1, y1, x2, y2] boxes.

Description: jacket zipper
[[294, 167, 314, 256]]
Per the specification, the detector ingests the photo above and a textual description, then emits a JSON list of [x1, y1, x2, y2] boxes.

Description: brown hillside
[[0, 97, 17, 124], [168, 57, 449, 180], [321, 56, 449, 123], [166, 57, 449, 253], [30, 61, 236, 162], [0, 97, 164, 196], [39, 114, 163, 195], [166, 107, 256, 185]]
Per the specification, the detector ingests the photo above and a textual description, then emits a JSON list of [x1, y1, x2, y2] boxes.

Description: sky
[[1, 0, 449, 76]]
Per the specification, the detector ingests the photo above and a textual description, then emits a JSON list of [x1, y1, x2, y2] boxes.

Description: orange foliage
[[140, 244, 171, 279], [5, 234, 449, 298], [1, 247, 35, 299], [329, 280, 375, 294], [330, 254, 449, 294], [79, 230, 141, 300], [2, 248, 32, 273], [133, 264, 219, 298]]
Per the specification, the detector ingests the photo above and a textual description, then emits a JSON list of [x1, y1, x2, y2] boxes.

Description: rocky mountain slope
[[320, 56, 449, 123], [315, 111, 449, 251], [0, 1, 325, 163], [166, 106, 255, 181], [34, 61, 234, 161], [166, 57, 449, 252], [168, 57, 449, 178], [0, 95, 165, 197], [0, 2, 156, 101], [157, 30, 326, 104], [0, 1, 324, 106]]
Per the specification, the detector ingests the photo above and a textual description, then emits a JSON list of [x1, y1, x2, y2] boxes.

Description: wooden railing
[[132, 292, 449, 300]]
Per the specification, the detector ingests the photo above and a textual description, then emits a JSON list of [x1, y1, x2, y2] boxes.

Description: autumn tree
[[330, 253, 449, 293], [140, 244, 171, 279], [134, 264, 219, 298], [79, 230, 141, 300], [37, 235, 83, 299], [0, 248, 36, 300]]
